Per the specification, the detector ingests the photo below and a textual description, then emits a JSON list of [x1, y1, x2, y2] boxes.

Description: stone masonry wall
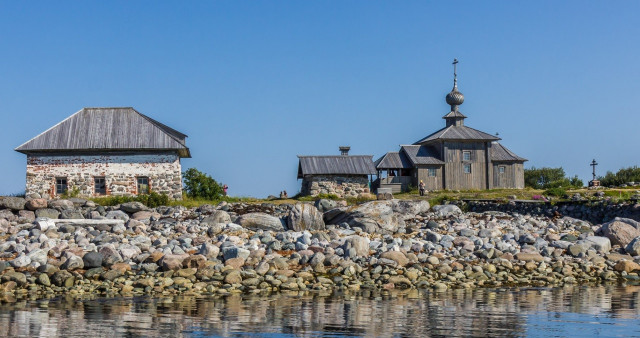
[[301, 175, 370, 198], [26, 153, 183, 199]]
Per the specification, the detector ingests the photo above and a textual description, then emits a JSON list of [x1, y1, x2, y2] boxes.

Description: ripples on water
[[1, 286, 640, 337]]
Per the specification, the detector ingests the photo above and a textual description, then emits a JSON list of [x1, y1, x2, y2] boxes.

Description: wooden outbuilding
[[297, 147, 376, 198]]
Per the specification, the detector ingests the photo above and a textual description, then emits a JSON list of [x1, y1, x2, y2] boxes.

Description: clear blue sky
[[1, 1, 639, 197]]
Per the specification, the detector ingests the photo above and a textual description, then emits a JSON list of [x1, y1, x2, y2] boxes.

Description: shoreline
[[2, 196, 640, 303]]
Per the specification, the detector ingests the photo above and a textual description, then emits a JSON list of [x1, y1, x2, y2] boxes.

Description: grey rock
[[625, 237, 640, 256], [199, 242, 220, 259], [83, 251, 104, 268], [119, 202, 148, 213], [60, 209, 85, 219], [344, 235, 370, 257], [222, 246, 250, 260], [48, 199, 75, 211], [202, 210, 231, 225], [315, 199, 339, 212], [27, 249, 48, 265], [106, 210, 130, 222], [10, 254, 31, 268], [236, 213, 285, 232], [323, 201, 405, 234], [432, 205, 462, 217], [601, 220, 640, 247], [392, 200, 431, 216], [585, 236, 611, 253], [287, 203, 325, 231], [1, 197, 26, 211], [35, 208, 60, 219], [61, 255, 84, 270]]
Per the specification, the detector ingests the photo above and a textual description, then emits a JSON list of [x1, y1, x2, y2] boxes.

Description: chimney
[[339, 146, 350, 156]]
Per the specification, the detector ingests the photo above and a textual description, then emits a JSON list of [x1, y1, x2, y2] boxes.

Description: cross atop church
[[590, 159, 598, 181], [452, 59, 458, 85]]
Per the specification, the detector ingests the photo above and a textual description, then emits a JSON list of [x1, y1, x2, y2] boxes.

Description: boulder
[[287, 203, 325, 231], [392, 200, 431, 217], [222, 247, 251, 261], [314, 199, 340, 213], [61, 255, 84, 270], [236, 213, 285, 232], [380, 251, 409, 267], [48, 199, 75, 211], [105, 210, 130, 222], [625, 237, 640, 256], [201, 210, 231, 225], [159, 254, 189, 271], [614, 260, 640, 273], [35, 208, 60, 219], [198, 242, 220, 259], [119, 202, 148, 214], [27, 249, 48, 265], [585, 236, 611, 253], [432, 204, 462, 217], [323, 200, 405, 234], [1, 197, 26, 211], [601, 220, 640, 247], [60, 209, 85, 219], [344, 235, 370, 257], [515, 252, 544, 262], [25, 198, 48, 211], [83, 251, 104, 269]]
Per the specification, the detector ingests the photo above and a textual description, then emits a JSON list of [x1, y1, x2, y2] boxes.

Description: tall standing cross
[[590, 159, 598, 181]]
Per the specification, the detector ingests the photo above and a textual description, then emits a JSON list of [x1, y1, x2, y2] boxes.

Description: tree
[[524, 167, 582, 189], [183, 168, 223, 200], [599, 166, 640, 186]]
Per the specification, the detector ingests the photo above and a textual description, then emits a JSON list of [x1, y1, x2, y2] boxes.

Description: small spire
[[452, 58, 458, 88]]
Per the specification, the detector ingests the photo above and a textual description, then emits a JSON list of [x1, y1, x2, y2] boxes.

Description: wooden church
[[375, 60, 527, 193]]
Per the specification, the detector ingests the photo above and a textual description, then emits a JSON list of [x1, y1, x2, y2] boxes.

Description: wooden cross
[[590, 159, 598, 181], [452, 58, 458, 79]]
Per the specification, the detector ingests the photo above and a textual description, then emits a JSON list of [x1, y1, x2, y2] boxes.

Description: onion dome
[[446, 86, 465, 106]]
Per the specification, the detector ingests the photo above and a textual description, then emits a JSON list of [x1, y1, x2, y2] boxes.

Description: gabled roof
[[297, 155, 377, 178], [491, 142, 527, 162], [15, 107, 191, 157], [401, 145, 445, 165], [414, 125, 500, 144], [375, 151, 413, 169]]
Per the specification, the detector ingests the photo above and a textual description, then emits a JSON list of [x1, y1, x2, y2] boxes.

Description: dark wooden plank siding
[[443, 141, 487, 190]]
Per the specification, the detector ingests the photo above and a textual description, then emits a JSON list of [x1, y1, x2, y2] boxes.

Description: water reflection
[[1, 286, 640, 337]]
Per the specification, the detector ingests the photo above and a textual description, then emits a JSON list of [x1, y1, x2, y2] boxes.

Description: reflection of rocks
[[0, 287, 639, 337]]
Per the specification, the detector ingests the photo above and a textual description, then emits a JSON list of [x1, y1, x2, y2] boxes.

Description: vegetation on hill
[[524, 167, 583, 189], [599, 166, 640, 187]]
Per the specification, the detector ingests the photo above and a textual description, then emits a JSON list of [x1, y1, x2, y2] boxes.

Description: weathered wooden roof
[[442, 110, 467, 118], [414, 125, 500, 144], [401, 145, 445, 165], [491, 142, 527, 162], [297, 155, 377, 178], [375, 151, 413, 169], [15, 107, 191, 157]]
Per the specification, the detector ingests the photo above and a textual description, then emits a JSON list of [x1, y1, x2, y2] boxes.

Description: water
[[1, 286, 640, 337]]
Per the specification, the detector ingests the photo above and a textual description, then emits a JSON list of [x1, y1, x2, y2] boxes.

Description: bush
[[544, 187, 567, 198], [92, 192, 170, 208], [183, 168, 224, 200]]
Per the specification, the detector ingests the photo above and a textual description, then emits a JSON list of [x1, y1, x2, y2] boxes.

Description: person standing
[[419, 180, 426, 196], [223, 184, 228, 196]]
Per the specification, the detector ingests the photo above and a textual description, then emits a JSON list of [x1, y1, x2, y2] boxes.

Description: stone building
[[375, 60, 527, 193], [297, 147, 377, 198], [15, 107, 191, 199]]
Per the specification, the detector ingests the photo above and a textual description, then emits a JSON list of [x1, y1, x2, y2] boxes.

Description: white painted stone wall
[[26, 153, 183, 199], [301, 175, 370, 198]]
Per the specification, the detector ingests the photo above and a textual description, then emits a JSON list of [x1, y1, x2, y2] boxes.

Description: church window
[[428, 168, 437, 177], [463, 151, 471, 161], [464, 164, 471, 174]]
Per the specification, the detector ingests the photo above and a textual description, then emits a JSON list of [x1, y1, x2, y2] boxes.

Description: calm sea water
[[1, 286, 640, 337]]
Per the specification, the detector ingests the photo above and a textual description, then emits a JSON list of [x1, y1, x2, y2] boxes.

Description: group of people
[[279, 190, 289, 199]]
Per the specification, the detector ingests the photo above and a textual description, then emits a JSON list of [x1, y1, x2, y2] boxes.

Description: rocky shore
[[2, 196, 640, 303]]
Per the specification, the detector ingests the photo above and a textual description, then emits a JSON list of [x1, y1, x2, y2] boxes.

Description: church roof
[[375, 151, 413, 169], [400, 145, 444, 165], [15, 107, 191, 157], [297, 155, 377, 178], [414, 125, 500, 144], [491, 142, 527, 162], [442, 110, 467, 119]]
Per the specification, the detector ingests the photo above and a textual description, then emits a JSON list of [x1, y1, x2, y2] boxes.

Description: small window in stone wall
[[137, 177, 150, 195], [336, 179, 344, 185], [94, 177, 106, 195], [55, 177, 67, 195]]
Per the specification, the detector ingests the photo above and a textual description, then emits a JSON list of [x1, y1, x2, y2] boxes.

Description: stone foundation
[[26, 153, 183, 199], [301, 175, 370, 198]]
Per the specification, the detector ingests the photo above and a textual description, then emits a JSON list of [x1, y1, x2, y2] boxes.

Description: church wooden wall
[[443, 141, 488, 190], [415, 165, 444, 191], [492, 162, 525, 189]]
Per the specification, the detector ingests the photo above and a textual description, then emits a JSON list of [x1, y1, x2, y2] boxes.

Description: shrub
[[92, 192, 170, 208], [183, 168, 223, 200], [544, 187, 567, 198], [599, 166, 640, 187], [524, 167, 583, 189]]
